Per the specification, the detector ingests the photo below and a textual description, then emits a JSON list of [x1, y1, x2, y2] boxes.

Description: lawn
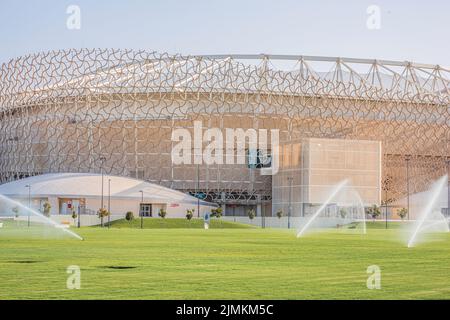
[[0, 221, 449, 300], [107, 218, 254, 229]]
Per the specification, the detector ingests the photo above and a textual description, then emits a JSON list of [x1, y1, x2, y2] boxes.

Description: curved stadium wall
[[0, 49, 449, 213]]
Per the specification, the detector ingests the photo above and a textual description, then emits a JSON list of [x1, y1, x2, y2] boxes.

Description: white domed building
[[0, 173, 216, 225]]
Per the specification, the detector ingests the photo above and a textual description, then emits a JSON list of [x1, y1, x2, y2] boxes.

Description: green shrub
[[158, 209, 167, 219], [247, 209, 256, 220], [12, 206, 19, 218], [366, 205, 381, 221], [186, 209, 194, 220], [276, 210, 283, 219], [211, 207, 222, 218], [339, 208, 348, 219], [43, 201, 51, 217], [125, 211, 134, 221], [71, 210, 77, 224], [398, 208, 408, 220]]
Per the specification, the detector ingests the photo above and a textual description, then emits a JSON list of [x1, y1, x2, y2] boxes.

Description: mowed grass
[[0, 222, 450, 300], [107, 218, 254, 229]]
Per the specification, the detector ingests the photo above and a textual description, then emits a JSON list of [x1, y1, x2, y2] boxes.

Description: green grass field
[[1, 220, 449, 300], [107, 217, 255, 229]]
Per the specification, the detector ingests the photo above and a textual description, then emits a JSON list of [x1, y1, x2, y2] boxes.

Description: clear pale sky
[[0, 0, 448, 66]]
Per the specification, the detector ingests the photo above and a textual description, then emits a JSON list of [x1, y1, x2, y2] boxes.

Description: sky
[[0, 0, 449, 66]]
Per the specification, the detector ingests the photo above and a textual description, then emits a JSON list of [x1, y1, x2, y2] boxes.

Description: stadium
[[0, 49, 449, 219]]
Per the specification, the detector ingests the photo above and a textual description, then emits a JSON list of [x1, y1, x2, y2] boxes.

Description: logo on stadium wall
[[171, 121, 279, 175]]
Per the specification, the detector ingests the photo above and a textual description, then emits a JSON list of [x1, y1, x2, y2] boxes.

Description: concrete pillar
[[48, 197, 59, 215], [221, 192, 226, 215], [257, 195, 263, 228], [257, 203, 262, 217]]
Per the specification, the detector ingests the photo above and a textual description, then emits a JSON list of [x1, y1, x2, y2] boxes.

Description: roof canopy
[[1, 49, 448, 109]]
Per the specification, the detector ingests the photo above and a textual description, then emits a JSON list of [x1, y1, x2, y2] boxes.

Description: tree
[[97, 208, 110, 227], [367, 205, 381, 222], [247, 209, 256, 220], [125, 211, 134, 224], [339, 208, 348, 219], [211, 207, 222, 218], [12, 206, 19, 226], [43, 201, 51, 217], [186, 208, 194, 220], [276, 210, 283, 219], [71, 210, 77, 225], [12, 206, 19, 218], [398, 208, 408, 221], [158, 208, 167, 219]]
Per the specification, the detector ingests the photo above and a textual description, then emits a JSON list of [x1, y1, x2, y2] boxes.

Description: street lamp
[[25, 184, 31, 227], [108, 178, 111, 228], [77, 204, 81, 228], [405, 155, 411, 220], [99, 156, 107, 210], [139, 190, 144, 229], [287, 176, 293, 229]]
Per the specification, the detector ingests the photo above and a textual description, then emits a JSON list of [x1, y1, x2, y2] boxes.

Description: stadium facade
[[0, 49, 449, 218]]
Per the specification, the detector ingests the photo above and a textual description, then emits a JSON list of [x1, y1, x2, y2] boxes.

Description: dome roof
[[0, 173, 213, 206]]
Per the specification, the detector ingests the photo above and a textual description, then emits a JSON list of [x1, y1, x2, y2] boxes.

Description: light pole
[[287, 176, 293, 229], [77, 204, 81, 228], [25, 184, 31, 227], [139, 190, 144, 229], [405, 155, 411, 220], [99, 156, 106, 210], [108, 179, 111, 228]]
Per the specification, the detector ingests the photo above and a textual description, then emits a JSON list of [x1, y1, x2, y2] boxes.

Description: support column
[[256, 195, 263, 228], [49, 197, 59, 215], [221, 192, 226, 216]]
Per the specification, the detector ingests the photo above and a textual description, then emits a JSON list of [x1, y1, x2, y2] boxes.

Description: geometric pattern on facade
[[0, 49, 449, 207]]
